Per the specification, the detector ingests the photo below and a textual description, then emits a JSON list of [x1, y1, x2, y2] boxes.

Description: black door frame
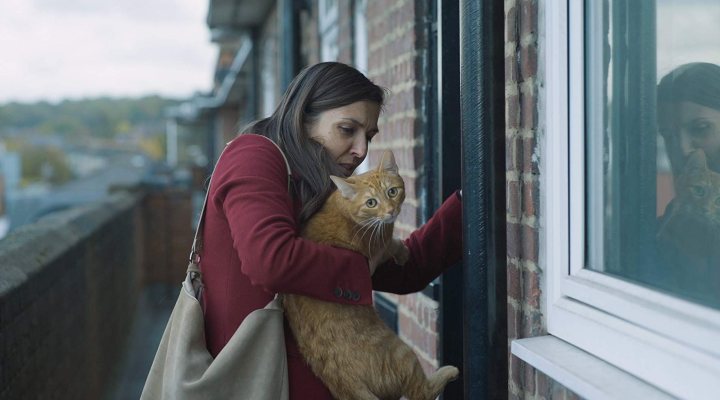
[[459, 0, 508, 398]]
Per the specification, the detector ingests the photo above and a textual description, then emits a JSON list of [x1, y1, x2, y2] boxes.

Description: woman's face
[[308, 100, 381, 176], [659, 100, 720, 173]]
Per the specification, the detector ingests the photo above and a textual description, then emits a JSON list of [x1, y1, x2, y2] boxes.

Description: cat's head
[[329, 150, 405, 225], [674, 150, 720, 225]]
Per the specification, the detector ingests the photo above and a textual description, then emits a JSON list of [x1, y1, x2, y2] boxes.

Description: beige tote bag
[[141, 136, 292, 400]]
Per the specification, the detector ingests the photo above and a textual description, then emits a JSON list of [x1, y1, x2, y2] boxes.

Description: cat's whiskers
[[352, 218, 378, 245], [369, 217, 386, 250]]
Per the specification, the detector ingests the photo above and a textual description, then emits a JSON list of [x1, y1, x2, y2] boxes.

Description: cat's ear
[[330, 175, 357, 198], [377, 150, 399, 174]]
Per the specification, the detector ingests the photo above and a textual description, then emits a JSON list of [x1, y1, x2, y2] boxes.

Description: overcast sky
[[0, 0, 217, 104]]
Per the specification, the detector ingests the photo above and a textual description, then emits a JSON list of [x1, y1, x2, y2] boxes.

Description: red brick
[[522, 268, 540, 308], [522, 136, 539, 174], [523, 362, 536, 394], [520, 0, 538, 37], [521, 224, 538, 262], [507, 301, 521, 339], [506, 4, 518, 42], [519, 43, 538, 80], [522, 179, 538, 217], [506, 93, 521, 130], [506, 222, 521, 259], [506, 54, 519, 84], [507, 180, 521, 219], [520, 89, 537, 130], [506, 134, 521, 172], [507, 260, 522, 303], [510, 356, 523, 391]]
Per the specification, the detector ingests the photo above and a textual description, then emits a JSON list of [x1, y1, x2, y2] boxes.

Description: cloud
[[0, 0, 217, 103]]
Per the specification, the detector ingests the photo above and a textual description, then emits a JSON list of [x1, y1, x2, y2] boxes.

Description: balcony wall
[[0, 185, 193, 399]]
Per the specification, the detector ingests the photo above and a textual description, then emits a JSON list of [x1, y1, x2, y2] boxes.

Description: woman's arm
[[213, 135, 374, 305], [371, 191, 463, 294]]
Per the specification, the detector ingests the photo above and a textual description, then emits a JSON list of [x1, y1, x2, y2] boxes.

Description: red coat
[[201, 134, 463, 399]]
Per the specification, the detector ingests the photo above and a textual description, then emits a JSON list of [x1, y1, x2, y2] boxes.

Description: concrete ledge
[[512, 336, 675, 400], [0, 190, 145, 399], [0, 191, 141, 298]]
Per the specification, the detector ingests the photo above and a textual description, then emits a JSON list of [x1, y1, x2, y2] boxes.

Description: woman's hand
[[367, 238, 409, 275]]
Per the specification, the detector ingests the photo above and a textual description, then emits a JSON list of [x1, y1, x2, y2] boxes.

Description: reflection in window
[[585, 0, 720, 309]]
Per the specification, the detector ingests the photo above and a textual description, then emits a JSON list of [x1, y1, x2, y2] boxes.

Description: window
[[318, 0, 339, 62], [543, 1, 720, 398], [353, 0, 368, 75], [261, 38, 277, 118]]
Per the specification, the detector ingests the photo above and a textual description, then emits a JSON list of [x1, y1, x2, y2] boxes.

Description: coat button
[[334, 287, 343, 298], [351, 292, 360, 301], [343, 290, 353, 300]]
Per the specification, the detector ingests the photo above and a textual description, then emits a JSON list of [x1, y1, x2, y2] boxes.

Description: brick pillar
[[366, 0, 440, 375], [505, 1, 580, 398]]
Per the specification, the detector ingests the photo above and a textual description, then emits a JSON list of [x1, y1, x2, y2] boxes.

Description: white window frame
[[353, 0, 368, 75], [543, 1, 720, 398], [261, 38, 277, 118]]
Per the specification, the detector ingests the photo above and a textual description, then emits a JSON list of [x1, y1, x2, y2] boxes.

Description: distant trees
[[0, 96, 178, 186], [0, 96, 178, 142]]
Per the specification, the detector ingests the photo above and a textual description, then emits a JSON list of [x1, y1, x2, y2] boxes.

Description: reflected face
[[308, 101, 381, 176], [659, 101, 720, 173]]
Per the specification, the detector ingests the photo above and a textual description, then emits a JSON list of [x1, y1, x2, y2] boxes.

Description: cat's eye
[[365, 198, 378, 208], [690, 185, 706, 197], [387, 187, 398, 197]]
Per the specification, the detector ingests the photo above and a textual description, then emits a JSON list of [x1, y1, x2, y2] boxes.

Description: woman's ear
[[330, 175, 357, 198]]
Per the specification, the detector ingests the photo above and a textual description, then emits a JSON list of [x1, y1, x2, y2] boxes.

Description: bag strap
[[188, 135, 292, 268]]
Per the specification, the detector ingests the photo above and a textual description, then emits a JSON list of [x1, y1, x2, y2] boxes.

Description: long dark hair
[[241, 62, 385, 223], [658, 62, 720, 112], [657, 62, 720, 175]]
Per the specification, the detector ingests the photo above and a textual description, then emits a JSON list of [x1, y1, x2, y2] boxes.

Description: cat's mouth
[[383, 211, 400, 224]]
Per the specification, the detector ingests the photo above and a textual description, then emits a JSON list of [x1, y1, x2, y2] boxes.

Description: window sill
[[511, 336, 674, 400]]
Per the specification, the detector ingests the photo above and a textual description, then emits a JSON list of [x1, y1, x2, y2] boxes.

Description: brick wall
[[0, 184, 194, 399], [505, 0, 580, 398], [140, 186, 194, 286], [0, 193, 143, 399], [365, 0, 439, 376]]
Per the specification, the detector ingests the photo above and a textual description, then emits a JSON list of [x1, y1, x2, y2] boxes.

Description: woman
[[655, 62, 720, 307], [200, 62, 463, 398]]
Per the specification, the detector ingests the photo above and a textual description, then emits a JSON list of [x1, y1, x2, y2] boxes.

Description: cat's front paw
[[390, 239, 410, 265]]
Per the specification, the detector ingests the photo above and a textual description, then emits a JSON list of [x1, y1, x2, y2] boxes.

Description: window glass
[[261, 38, 277, 118], [318, 0, 339, 62], [353, 0, 368, 75], [585, 0, 720, 309]]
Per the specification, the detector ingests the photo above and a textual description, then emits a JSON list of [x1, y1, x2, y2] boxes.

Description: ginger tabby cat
[[281, 150, 459, 400], [658, 150, 720, 264]]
